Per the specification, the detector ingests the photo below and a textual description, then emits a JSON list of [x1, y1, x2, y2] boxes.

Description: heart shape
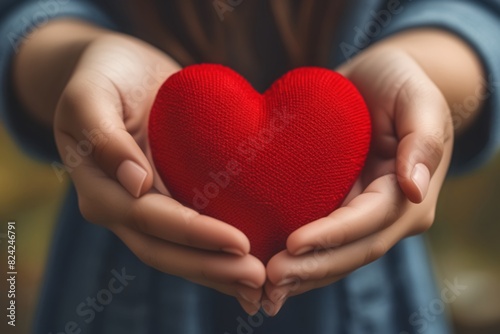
[[148, 64, 371, 263]]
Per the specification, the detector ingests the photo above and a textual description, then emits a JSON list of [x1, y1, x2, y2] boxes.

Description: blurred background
[[0, 119, 499, 334]]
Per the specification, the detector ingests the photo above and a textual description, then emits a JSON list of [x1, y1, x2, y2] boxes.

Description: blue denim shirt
[[1, 1, 500, 333]]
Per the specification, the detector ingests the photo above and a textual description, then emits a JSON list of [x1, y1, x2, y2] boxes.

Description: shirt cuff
[[376, 1, 500, 174], [0, 0, 116, 162]]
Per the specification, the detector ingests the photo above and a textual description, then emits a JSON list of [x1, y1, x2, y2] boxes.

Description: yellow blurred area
[[430, 149, 500, 333], [0, 124, 67, 334], [0, 120, 499, 334]]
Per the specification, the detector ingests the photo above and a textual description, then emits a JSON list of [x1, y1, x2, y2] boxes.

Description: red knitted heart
[[148, 64, 371, 263]]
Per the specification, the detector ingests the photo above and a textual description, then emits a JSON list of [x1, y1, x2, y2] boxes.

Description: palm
[[263, 49, 454, 315], [339, 49, 452, 203], [78, 35, 178, 154], [54, 34, 266, 316]]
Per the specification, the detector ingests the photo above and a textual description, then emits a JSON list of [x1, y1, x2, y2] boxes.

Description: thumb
[[93, 124, 154, 198], [397, 133, 444, 203], [55, 81, 154, 198], [394, 78, 450, 203]]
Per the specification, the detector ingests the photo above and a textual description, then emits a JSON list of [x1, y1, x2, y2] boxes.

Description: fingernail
[[222, 247, 245, 256], [237, 291, 252, 303], [411, 163, 430, 201], [239, 280, 259, 289], [116, 160, 147, 198], [236, 290, 258, 304], [243, 304, 260, 316], [239, 298, 261, 315], [271, 292, 288, 304], [263, 299, 285, 317], [262, 300, 276, 316], [294, 246, 313, 256], [274, 297, 287, 316], [277, 293, 288, 303]]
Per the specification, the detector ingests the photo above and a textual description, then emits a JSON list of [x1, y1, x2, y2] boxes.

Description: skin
[[13, 20, 485, 316]]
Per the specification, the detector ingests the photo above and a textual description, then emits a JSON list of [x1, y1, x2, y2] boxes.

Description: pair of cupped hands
[[54, 34, 452, 316]]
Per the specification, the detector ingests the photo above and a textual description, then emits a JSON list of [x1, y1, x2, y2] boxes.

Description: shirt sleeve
[[376, 0, 500, 174], [0, 0, 117, 162]]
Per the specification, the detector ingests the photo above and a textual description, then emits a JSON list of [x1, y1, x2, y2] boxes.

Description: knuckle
[[77, 194, 98, 224], [59, 82, 89, 110], [321, 250, 338, 279], [383, 203, 401, 228], [129, 198, 148, 233], [58, 80, 101, 122], [89, 130, 114, 164], [364, 238, 388, 265], [398, 76, 435, 109], [175, 206, 197, 246], [337, 220, 351, 245], [77, 191, 120, 228], [137, 244, 161, 271], [421, 134, 444, 165]]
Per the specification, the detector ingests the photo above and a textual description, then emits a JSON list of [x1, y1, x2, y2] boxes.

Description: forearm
[[13, 20, 108, 127], [344, 28, 486, 134]]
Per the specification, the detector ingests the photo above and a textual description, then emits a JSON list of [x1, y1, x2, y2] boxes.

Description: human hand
[[263, 47, 454, 315], [50, 30, 265, 314]]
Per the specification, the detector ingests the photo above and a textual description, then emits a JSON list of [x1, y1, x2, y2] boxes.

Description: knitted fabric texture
[[148, 64, 371, 263]]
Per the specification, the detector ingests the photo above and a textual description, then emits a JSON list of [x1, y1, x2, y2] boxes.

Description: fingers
[[55, 74, 153, 197], [236, 297, 261, 316], [393, 75, 451, 203], [51, 40, 265, 313], [265, 172, 445, 315], [209, 282, 263, 315], [262, 273, 348, 316], [114, 224, 266, 291], [286, 174, 405, 256], [57, 133, 262, 311], [129, 193, 251, 254], [267, 219, 406, 291], [60, 135, 251, 253], [339, 49, 452, 203]]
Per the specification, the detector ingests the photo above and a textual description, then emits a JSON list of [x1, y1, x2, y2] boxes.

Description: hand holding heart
[[53, 34, 267, 315], [148, 64, 372, 264], [262, 48, 453, 314], [147, 49, 453, 315], [54, 34, 452, 316]]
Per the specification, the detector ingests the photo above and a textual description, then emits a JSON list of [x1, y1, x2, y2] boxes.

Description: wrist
[[13, 19, 111, 127]]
